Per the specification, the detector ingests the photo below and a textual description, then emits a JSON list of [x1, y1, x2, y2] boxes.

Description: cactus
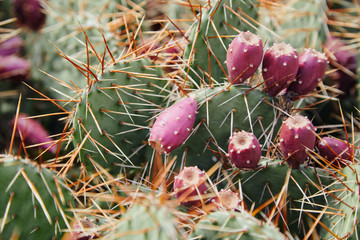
[[149, 97, 197, 154], [279, 115, 316, 168], [71, 58, 168, 173], [0, 155, 73, 239], [228, 130, 261, 169], [321, 164, 360, 239], [168, 84, 280, 171], [191, 209, 285, 240], [318, 136, 353, 167], [183, 0, 258, 85], [103, 202, 182, 240]]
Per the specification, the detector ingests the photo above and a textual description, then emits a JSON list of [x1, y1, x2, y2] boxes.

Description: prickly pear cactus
[[0, 155, 73, 240], [191, 209, 285, 240], [169, 84, 280, 170], [183, 0, 258, 84], [321, 164, 360, 239], [71, 58, 167, 173], [103, 202, 182, 240]]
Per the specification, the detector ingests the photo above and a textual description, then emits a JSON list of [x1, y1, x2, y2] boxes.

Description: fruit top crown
[[303, 48, 327, 61], [271, 42, 297, 57], [237, 31, 261, 45], [231, 131, 253, 150], [286, 115, 311, 128], [180, 167, 203, 186]]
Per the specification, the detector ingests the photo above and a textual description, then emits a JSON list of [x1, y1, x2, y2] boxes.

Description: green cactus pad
[[321, 164, 360, 239], [72, 58, 167, 174], [183, 0, 258, 85], [169, 84, 280, 171], [104, 203, 181, 240], [192, 210, 285, 239], [0, 155, 73, 240]]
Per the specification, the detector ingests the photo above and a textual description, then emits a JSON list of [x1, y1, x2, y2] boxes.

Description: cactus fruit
[[262, 42, 299, 97], [192, 210, 285, 240], [228, 130, 261, 169], [318, 136, 353, 167], [11, 113, 56, 153], [0, 36, 23, 56], [174, 166, 207, 205], [149, 97, 197, 154], [226, 31, 263, 84], [287, 48, 327, 96], [0, 155, 73, 239], [211, 189, 240, 210], [67, 217, 99, 240], [279, 115, 316, 168], [0, 55, 30, 81], [13, 0, 46, 31]]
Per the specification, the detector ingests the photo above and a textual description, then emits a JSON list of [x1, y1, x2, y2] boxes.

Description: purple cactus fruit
[[0, 55, 30, 81], [69, 217, 99, 240], [11, 113, 57, 154], [262, 42, 299, 97], [149, 97, 197, 154], [0, 36, 24, 56], [287, 48, 327, 96], [226, 31, 263, 84], [318, 137, 353, 167], [325, 37, 357, 97], [228, 130, 261, 169], [211, 189, 240, 210], [174, 166, 207, 205], [13, 0, 47, 31], [279, 115, 316, 168]]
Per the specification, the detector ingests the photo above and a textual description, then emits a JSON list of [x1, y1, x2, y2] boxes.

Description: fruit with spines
[[149, 97, 197, 154], [262, 42, 299, 97], [13, 0, 46, 31], [318, 136, 353, 167], [0, 55, 30, 81], [287, 48, 327, 96], [279, 115, 316, 168], [226, 31, 263, 84], [174, 166, 207, 205], [228, 130, 261, 169], [0, 36, 23, 56]]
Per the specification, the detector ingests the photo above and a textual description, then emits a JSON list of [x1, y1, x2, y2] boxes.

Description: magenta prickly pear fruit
[[0, 36, 24, 56], [149, 97, 197, 154], [228, 130, 261, 169], [226, 31, 263, 84], [69, 217, 99, 240], [287, 48, 327, 96], [11, 113, 57, 154], [13, 0, 46, 31], [211, 189, 240, 210], [279, 115, 316, 168], [174, 166, 207, 205], [318, 137, 353, 167], [325, 36, 357, 97], [0, 55, 30, 81], [262, 42, 299, 97]]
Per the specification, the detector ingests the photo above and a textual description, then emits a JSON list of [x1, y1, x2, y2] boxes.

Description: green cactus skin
[[321, 164, 360, 239], [168, 84, 280, 171], [104, 203, 182, 240], [183, 0, 258, 85], [258, 0, 327, 50], [0, 155, 73, 240], [71, 58, 168, 174], [191, 210, 285, 240]]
